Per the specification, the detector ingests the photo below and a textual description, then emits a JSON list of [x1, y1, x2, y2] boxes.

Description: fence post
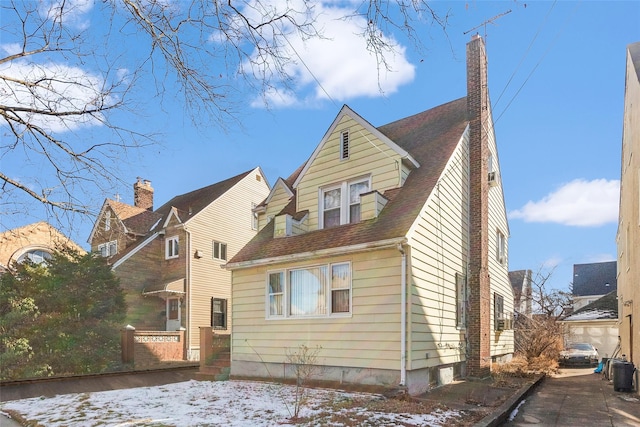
[[200, 326, 213, 368], [121, 324, 135, 364]]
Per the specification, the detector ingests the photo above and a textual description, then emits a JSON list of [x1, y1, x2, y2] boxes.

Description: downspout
[[185, 226, 193, 360], [397, 243, 407, 386]]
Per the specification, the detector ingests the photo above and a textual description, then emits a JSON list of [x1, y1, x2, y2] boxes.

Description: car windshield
[[568, 343, 593, 351]]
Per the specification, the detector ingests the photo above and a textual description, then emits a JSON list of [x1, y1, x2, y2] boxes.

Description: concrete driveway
[[503, 367, 640, 426]]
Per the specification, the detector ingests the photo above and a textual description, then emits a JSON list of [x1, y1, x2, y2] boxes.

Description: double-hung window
[[267, 262, 351, 318], [456, 273, 467, 329], [98, 240, 117, 257], [496, 230, 506, 265], [211, 298, 227, 330], [213, 241, 227, 261], [494, 293, 505, 330], [165, 236, 179, 259], [320, 177, 370, 228]]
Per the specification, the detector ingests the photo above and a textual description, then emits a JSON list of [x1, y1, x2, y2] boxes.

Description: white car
[[559, 343, 599, 367]]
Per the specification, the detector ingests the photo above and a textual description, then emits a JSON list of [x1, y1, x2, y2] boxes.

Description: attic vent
[[340, 130, 349, 160], [256, 174, 261, 182]]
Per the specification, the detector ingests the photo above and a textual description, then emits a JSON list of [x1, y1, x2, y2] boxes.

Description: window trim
[[213, 240, 227, 261], [456, 273, 467, 329], [211, 298, 228, 330], [494, 292, 505, 331], [496, 230, 506, 265], [319, 176, 371, 229], [98, 240, 117, 257], [165, 236, 179, 259], [251, 202, 258, 230], [266, 261, 352, 319], [104, 210, 111, 231]]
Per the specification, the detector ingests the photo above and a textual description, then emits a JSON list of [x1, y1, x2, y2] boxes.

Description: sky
[[0, 379, 463, 426], [1, 1, 639, 292]]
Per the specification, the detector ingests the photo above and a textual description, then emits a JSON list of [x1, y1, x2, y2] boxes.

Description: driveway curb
[[474, 373, 546, 427]]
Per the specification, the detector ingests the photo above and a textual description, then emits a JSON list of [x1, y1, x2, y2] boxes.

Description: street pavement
[[503, 367, 640, 426]]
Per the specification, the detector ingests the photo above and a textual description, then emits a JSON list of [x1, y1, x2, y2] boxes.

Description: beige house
[[0, 221, 85, 272], [89, 168, 270, 359], [617, 41, 640, 386], [225, 36, 514, 395]]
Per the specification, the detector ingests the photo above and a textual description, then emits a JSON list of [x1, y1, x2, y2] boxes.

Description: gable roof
[[572, 261, 617, 296], [109, 167, 263, 267], [152, 168, 259, 229], [509, 269, 531, 305], [562, 290, 618, 321], [291, 105, 420, 189], [228, 98, 469, 267]]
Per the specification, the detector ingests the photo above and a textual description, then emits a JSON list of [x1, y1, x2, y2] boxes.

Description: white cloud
[[40, 0, 95, 30], [1, 43, 22, 56], [508, 179, 620, 227], [239, 1, 415, 107], [0, 61, 112, 133]]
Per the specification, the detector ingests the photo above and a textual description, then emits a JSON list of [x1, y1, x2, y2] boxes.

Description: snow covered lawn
[[1, 379, 465, 426]]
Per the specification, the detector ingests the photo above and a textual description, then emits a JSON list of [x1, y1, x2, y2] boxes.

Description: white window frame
[[213, 241, 227, 261], [165, 236, 179, 259], [319, 176, 371, 229], [98, 240, 117, 257], [251, 202, 258, 230], [266, 262, 352, 319], [496, 230, 506, 265], [104, 210, 111, 231]]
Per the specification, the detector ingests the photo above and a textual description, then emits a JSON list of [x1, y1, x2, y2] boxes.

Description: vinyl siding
[[231, 248, 404, 371], [296, 115, 404, 230], [259, 182, 292, 230], [485, 113, 515, 356], [406, 132, 470, 370], [186, 168, 270, 351]]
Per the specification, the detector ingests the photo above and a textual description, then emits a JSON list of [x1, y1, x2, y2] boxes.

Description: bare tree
[[514, 266, 572, 367], [1, 1, 448, 229]]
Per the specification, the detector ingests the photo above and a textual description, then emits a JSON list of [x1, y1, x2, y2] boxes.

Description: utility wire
[[282, 33, 338, 108], [494, 1, 581, 125], [493, 0, 558, 111]]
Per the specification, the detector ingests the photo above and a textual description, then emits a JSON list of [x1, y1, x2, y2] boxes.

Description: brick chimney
[[133, 177, 154, 211], [466, 34, 491, 378]]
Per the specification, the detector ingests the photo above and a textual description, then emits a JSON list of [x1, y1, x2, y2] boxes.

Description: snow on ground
[[1, 379, 463, 426]]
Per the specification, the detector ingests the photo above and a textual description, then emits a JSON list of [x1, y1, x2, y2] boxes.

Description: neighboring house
[[0, 221, 85, 271], [225, 35, 514, 395], [572, 261, 617, 311], [509, 270, 532, 317], [618, 41, 640, 385], [560, 291, 619, 360], [89, 168, 270, 360]]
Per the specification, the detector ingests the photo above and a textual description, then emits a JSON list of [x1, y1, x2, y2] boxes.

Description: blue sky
[[2, 1, 639, 291]]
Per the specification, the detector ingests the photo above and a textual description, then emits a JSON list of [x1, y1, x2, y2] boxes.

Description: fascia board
[[111, 232, 159, 270], [292, 105, 420, 189]]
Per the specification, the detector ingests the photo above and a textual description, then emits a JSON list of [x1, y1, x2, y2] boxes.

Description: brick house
[[0, 221, 85, 272], [225, 35, 514, 395], [89, 168, 270, 359]]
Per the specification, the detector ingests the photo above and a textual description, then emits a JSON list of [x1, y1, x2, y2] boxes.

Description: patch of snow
[[564, 309, 616, 321], [1, 380, 463, 426]]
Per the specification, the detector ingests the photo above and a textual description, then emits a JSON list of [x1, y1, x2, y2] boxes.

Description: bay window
[[267, 262, 351, 318]]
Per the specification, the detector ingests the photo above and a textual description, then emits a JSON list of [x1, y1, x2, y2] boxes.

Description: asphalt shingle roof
[[229, 98, 469, 265], [563, 290, 618, 321], [572, 261, 617, 296]]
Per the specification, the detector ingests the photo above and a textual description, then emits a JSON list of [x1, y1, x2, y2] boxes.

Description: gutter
[[397, 243, 407, 386], [225, 237, 407, 270]]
